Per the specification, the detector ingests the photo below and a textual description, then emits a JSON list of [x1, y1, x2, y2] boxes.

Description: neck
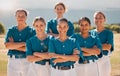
[[81, 32, 89, 38], [58, 34, 67, 41], [17, 23, 27, 31], [37, 33, 47, 40], [96, 26, 105, 32], [57, 15, 63, 19]]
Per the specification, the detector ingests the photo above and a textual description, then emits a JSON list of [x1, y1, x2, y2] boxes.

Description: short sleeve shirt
[[71, 33, 102, 61], [5, 26, 36, 56], [49, 37, 83, 67], [46, 18, 74, 36]]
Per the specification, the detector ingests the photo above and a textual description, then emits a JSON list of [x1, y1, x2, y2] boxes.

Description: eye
[[80, 24, 84, 27], [34, 25, 38, 27], [40, 24, 44, 27]]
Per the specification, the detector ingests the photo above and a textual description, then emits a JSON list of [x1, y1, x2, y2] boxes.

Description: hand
[[73, 50, 80, 55], [9, 37, 14, 42], [102, 44, 111, 51]]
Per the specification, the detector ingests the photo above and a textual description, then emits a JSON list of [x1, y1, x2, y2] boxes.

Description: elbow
[[4, 43, 9, 49], [27, 56, 33, 62], [96, 49, 101, 55]]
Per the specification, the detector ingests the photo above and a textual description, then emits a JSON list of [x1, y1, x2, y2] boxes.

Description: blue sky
[[0, 0, 120, 11]]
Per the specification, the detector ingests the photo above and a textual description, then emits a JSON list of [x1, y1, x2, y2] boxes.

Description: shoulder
[[28, 35, 36, 40], [68, 21, 73, 26], [26, 36, 36, 42], [26, 26, 35, 33], [26, 26, 34, 30], [47, 18, 56, 23], [7, 26, 17, 33], [68, 37, 76, 42], [104, 29, 113, 34], [71, 33, 78, 38], [89, 29, 98, 38], [8, 26, 17, 30]]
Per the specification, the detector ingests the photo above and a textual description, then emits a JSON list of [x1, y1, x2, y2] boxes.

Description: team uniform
[[72, 33, 102, 76], [49, 37, 83, 76], [46, 18, 74, 36], [92, 29, 114, 76], [5, 26, 35, 76], [26, 35, 51, 76]]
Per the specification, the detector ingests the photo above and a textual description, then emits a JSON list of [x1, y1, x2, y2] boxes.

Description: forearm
[[5, 42, 25, 50], [83, 52, 92, 56], [15, 46, 26, 52], [81, 48, 100, 55], [27, 56, 44, 62], [34, 52, 50, 59], [102, 44, 111, 51], [49, 53, 64, 59], [65, 55, 79, 62]]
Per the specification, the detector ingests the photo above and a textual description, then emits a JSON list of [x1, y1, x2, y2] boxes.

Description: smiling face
[[15, 11, 27, 25], [57, 21, 68, 35], [79, 20, 91, 34], [33, 18, 46, 34], [94, 12, 106, 27], [54, 3, 66, 17]]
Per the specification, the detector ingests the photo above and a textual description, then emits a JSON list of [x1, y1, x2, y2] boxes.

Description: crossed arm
[[5, 37, 26, 52], [27, 52, 50, 62], [49, 50, 79, 63], [102, 44, 112, 51], [81, 46, 101, 56]]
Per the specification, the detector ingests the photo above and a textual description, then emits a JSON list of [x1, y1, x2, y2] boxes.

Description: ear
[[104, 18, 106, 22], [67, 25, 69, 30]]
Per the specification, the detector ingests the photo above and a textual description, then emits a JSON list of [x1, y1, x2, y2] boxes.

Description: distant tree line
[[0, 22, 5, 34], [0, 21, 120, 34], [74, 22, 120, 33]]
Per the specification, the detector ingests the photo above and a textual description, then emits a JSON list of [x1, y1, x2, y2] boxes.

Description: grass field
[[0, 34, 120, 76]]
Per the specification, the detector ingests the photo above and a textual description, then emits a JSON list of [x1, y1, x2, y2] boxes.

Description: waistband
[[103, 50, 111, 56], [8, 55, 26, 59], [79, 59, 97, 64], [53, 65, 74, 70], [35, 60, 50, 65]]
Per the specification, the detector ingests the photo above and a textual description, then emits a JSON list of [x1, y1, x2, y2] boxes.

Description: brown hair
[[33, 16, 46, 26], [78, 17, 91, 25], [94, 11, 106, 19], [54, 2, 66, 11], [15, 8, 28, 16]]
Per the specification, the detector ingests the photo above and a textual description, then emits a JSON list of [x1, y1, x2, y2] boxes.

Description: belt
[[83, 59, 97, 64], [8, 55, 26, 59], [53, 65, 74, 70], [35, 61, 50, 65]]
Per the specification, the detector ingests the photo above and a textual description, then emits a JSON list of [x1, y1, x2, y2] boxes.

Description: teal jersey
[[49, 37, 83, 67], [26, 35, 52, 64], [71, 33, 102, 62], [90, 29, 114, 56], [46, 18, 74, 36], [5, 26, 36, 56]]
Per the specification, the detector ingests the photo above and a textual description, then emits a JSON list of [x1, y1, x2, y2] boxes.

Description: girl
[[49, 18, 83, 76], [93, 11, 114, 76], [46, 2, 74, 37], [26, 17, 51, 76], [72, 17, 102, 76], [5, 9, 35, 76]]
